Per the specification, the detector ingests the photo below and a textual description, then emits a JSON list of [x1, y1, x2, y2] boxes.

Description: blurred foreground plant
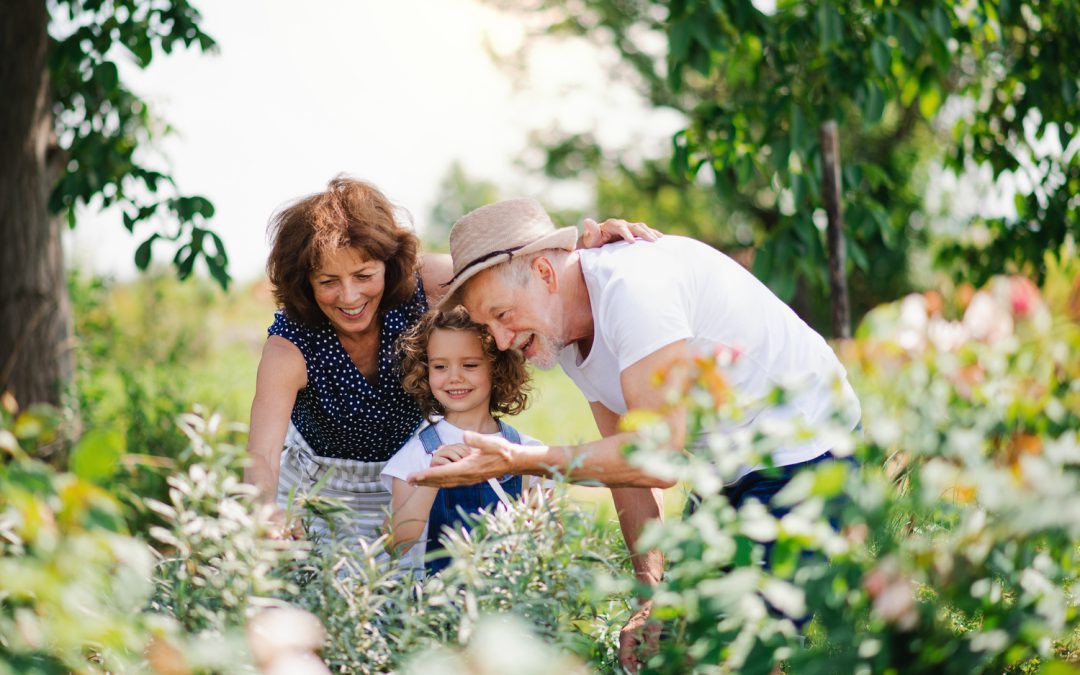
[[279, 481, 630, 673], [620, 254, 1080, 674]]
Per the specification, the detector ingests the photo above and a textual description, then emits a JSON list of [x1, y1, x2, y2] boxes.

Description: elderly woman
[[245, 176, 656, 542]]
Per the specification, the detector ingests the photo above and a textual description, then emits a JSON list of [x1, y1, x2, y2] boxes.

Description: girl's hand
[[579, 217, 663, 248], [431, 443, 474, 466]]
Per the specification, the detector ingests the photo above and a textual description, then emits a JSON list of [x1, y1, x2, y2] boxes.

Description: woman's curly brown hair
[[399, 306, 531, 421], [266, 176, 420, 327]]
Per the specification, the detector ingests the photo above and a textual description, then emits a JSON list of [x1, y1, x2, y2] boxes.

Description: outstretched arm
[[409, 340, 690, 488], [245, 336, 307, 504], [588, 401, 666, 586]]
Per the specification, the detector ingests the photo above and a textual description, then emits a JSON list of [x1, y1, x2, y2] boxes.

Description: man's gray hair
[[448, 248, 570, 308], [490, 248, 570, 287]]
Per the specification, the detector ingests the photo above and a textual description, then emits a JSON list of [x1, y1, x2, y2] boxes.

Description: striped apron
[[276, 421, 392, 546]]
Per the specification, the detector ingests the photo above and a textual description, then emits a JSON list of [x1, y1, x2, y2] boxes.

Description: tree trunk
[[0, 1, 73, 408]]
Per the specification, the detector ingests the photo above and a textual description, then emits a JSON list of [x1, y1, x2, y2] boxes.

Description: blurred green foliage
[[68, 270, 269, 528], [482, 0, 1080, 333], [48, 0, 229, 288]]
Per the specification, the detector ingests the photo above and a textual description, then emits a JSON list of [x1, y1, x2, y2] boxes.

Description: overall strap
[[419, 423, 443, 455], [497, 419, 521, 445]]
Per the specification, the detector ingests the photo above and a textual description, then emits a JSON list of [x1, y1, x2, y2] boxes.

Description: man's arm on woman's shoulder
[[419, 252, 454, 304]]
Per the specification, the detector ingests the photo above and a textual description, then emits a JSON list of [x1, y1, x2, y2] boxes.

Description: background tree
[[1, 0, 226, 409], [426, 161, 503, 250], [485, 0, 1080, 333]]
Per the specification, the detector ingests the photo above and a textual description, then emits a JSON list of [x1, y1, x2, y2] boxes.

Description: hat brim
[[439, 225, 578, 309]]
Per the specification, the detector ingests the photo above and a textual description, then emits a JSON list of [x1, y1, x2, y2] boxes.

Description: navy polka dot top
[[267, 278, 427, 462]]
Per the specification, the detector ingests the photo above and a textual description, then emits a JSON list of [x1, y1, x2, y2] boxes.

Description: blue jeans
[[424, 475, 522, 575]]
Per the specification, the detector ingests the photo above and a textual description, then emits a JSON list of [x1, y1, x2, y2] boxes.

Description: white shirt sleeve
[[381, 435, 432, 492]]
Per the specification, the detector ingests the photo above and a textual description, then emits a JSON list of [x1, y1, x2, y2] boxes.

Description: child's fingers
[[432, 443, 473, 465]]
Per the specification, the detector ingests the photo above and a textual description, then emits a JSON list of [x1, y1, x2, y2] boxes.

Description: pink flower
[[1008, 276, 1041, 318]]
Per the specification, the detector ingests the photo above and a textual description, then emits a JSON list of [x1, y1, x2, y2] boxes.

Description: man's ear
[[532, 255, 559, 293]]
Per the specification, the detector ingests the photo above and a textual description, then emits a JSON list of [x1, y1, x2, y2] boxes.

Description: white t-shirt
[[381, 417, 546, 569], [557, 236, 861, 479]]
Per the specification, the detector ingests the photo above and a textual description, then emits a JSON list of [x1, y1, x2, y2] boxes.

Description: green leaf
[[690, 17, 717, 52], [791, 173, 807, 208], [769, 538, 801, 579], [671, 131, 690, 177], [861, 83, 885, 125], [134, 234, 157, 270], [1062, 78, 1078, 105], [125, 32, 153, 67], [847, 238, 869, 270], [900, 76, 920, 106], [670, 19, 692, 62], [930, 6, 951, 41], [735, 153, 754, 185], [97, 61, 119, 92], [789, 104, 807, 154], [872, 206, 895, 248], [812, 462, 848, 498], [773, 260, 799, 300], [752, 241, 774, 282], [176, 248, 197, 279], [919, 84, 942, 120], [69, 428, 126, 483], [871, 39, 891, 76], [816, 2, 842, 51]]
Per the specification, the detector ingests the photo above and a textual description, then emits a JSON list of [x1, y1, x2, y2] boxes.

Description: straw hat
[[440, 198, 577, 302]]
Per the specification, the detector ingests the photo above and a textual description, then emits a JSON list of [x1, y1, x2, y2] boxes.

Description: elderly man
[[410, 198, 861, 669]]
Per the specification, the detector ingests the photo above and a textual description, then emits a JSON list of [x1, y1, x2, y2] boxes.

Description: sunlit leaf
[[69, 429, 126, 483]]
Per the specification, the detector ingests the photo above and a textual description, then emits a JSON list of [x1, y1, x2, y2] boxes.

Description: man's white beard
[[527, 333, 564, 370]]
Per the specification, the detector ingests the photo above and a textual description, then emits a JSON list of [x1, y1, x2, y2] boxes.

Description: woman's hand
[[579, 217, 663, 249], [431, 443, 474, 467], [265, 505, 305, 540]]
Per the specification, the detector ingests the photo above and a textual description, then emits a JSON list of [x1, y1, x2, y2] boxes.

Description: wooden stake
[[819, 120, 851, 339]]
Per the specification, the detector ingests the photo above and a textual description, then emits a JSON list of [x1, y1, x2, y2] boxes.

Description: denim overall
[[420, 421, 524, 574]]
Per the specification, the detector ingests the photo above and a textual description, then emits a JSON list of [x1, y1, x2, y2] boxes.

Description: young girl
[[381, 306, 544, 575]]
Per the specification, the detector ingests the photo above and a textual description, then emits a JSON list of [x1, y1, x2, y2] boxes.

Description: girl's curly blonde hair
[[399, 306, 531, 421]]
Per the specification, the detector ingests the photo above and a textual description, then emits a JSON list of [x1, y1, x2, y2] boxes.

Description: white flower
[[895, 293, 929, 351], [963, 291, 1013, 343], [247, 606, 327, 673]]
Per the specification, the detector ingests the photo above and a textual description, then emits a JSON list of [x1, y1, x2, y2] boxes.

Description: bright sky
[[64, 0, 685, 282]]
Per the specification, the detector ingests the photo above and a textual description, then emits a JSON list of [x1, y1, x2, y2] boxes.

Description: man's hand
[[409, 431, 536, 487], [579, 217, 662, 249], [619, 601, 660, 673]]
